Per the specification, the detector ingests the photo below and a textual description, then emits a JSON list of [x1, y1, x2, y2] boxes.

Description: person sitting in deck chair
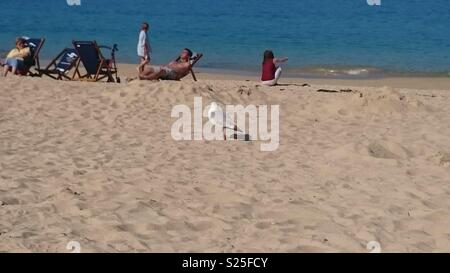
[[139, 48, 194, 81], [2, 38, 31, 77]]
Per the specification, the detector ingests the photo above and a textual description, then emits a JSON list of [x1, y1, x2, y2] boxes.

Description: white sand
[[0, 72, 449, 252]]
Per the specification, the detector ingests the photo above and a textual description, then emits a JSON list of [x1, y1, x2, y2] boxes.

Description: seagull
[[207, 102, 241, 140]]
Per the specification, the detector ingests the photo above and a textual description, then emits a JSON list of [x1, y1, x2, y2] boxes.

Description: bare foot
[[126, 77, 137, 83]]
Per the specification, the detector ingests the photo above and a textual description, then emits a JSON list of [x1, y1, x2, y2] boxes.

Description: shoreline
[[117, 62, 450, 78], [29, 55, 450, 79], [116, 63, 450, 91]]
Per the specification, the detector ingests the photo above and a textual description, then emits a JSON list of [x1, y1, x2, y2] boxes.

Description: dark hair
[[184, 48, 193, 58], [142, 22, 149, 30], [263, 50, 274, 64], [16, 37, 26, 45]]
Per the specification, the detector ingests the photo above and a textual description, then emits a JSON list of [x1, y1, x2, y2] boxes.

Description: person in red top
[[261, 50, 288, 86]]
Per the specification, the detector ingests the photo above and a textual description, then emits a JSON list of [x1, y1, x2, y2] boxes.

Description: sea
[[0, 0, 449, 78]]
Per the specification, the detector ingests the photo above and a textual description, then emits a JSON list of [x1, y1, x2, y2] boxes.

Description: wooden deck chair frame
[[37, 48, 79, 80], [175, 53, 203, 81], [189, 53, 203, 81], [26, 38, 45, 77], [72, 40, 118, 82]]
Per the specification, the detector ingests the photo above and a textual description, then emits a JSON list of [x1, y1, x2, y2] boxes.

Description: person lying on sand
[[261, 50, 288, 86], [138, 48, 193, 81], [2, 37, 31, 77]]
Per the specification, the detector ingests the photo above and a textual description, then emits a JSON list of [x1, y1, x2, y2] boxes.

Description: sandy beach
[[1, 64, 450, 253]]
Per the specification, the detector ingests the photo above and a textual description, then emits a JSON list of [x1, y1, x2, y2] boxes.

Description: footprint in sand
[[185, 220, 214, 232], [429, 151, 450, 167], [0, 197, 20, 206], [367, 140, 413, 160], [73, 169, 88, 176], [438, 153, 450, 167], [255, 222, 272, 230]]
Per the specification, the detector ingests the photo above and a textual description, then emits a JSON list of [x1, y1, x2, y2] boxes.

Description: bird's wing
[[223, 112, 237, 130], [209, 104, 242, 132], [209, 108, 224, 127]]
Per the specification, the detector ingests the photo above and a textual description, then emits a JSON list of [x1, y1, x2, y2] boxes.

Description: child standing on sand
[[261, 50, 288, 86], [137, 22, 152, 73]]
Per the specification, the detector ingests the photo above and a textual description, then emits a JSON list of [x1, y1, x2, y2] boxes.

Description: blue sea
[[0, 0, 449, 77]]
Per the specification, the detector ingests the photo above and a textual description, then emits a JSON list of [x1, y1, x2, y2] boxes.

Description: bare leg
[[11, 66, 18, 75], [3, 65, 10, 77], [137, 57, 149, 73], [138, 65, 155, 78], [139, 69, 164, 80], [4, 59, 20, 77]]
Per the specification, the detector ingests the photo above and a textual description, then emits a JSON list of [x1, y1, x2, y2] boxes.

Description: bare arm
[[9, 47, 31, 59], [18, 48, 31, 58], [169, 59, 192, 69], [273, 57, 288, 64], [144, 40, 149, 57]]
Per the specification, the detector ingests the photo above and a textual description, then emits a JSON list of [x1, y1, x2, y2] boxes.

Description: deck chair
[[23, 37, 45, 76], [72, 40, 120, 83], [37, 48, 79, 80], [175, 52, 203, 81], [3, 37, 45, 76]]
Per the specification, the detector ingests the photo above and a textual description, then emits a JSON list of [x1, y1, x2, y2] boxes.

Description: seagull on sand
[[207, 102, 241, 140]]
